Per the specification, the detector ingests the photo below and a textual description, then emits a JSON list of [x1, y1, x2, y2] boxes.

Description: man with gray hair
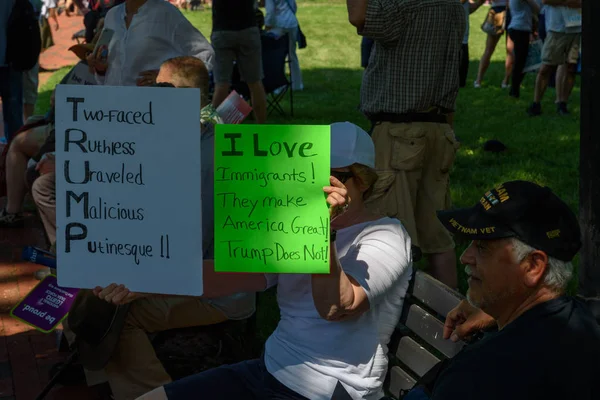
[[425, 180, 600, 400]]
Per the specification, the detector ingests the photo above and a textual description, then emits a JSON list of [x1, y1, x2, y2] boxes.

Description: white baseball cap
[[330, 122, 375, 168]]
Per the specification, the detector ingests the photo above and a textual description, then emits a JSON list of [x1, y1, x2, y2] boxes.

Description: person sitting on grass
[[424, 180, 600, 400], [96, 122, 413, 400]]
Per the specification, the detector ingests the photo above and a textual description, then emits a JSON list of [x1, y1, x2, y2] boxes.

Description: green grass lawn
[[38, 1, 580, 341]]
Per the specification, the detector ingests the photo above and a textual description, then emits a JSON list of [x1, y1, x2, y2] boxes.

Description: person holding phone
[[86, 0, 214, 87]]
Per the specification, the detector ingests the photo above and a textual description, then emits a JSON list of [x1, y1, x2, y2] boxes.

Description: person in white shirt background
[[264, 0, 304, 91], [87, 0, 214, 87], [527, 0, 581, 116], [98, 122, 413, 400]]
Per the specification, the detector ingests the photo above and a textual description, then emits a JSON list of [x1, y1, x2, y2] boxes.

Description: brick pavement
[[0, 206, 80, 400], [39, 14, 84, 73], [0, 13, 102, 400]]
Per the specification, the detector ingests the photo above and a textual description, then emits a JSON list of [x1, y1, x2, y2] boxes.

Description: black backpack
[[6, 0, 42, 71]]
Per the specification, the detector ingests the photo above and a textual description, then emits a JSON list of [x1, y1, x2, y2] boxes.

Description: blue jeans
[[0, 66, 24, 142], [164, 358, 308, 400]]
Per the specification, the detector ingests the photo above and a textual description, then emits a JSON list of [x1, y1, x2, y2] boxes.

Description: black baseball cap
[[437, 181, 581, 262]]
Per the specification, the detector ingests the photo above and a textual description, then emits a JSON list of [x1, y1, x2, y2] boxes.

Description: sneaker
[[501, 82, 510, 89], [557, 102, 570, 115], [473, 81, 481, 88], [0, 208, 24, 228], [527, 102, 542, 117]]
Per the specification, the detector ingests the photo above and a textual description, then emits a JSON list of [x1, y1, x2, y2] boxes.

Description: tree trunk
[[578, 0, 600, 297]]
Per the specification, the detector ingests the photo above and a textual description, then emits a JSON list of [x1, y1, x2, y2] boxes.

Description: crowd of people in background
[[459, 0, 581, 115], [0, 0, 598, 399]]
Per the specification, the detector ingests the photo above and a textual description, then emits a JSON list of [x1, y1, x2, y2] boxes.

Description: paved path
[[0, 13, 103, 399]]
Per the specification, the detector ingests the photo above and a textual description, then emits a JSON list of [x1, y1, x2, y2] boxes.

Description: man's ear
[[522, 250, 549, 288]]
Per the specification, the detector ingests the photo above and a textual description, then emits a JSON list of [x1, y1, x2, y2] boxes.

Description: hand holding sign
[[93, 283, 149, 305], [325, 175, 350, 221]]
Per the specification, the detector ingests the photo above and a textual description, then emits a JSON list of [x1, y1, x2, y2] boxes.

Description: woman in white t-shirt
[[96, 122, 413, 400]]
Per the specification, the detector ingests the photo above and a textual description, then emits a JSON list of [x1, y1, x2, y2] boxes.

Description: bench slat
[[387, 366, 417, 398], [404, 304, 464, 358], [395, 336, 441, 377], [411, 270, 464, 318]]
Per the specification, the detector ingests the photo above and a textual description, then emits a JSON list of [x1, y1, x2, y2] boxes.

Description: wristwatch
[[330, 230, 337, 242]]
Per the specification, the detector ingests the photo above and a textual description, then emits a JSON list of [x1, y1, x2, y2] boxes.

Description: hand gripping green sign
[[214, 125, 331, 273]]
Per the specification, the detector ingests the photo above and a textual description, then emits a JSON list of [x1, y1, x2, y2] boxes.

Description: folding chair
[[231, 33, 294, 118], [71, 29, 86, 44], [261, 33, 293, 117]]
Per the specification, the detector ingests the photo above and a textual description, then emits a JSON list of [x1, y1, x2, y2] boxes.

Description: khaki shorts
[[542, 31, 581, 66], [366, 122, 460, 254], [211, 27, 263, 84]]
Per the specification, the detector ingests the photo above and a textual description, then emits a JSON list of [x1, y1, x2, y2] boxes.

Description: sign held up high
[[55, 85, 204, 296], [214, 125, 331, 274]]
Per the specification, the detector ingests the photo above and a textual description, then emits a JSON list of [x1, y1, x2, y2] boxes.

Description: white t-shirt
[[508, 0, 541, 32], [264, 217, 413, 400], [101, 0, 214, 86], [41, 0, 57, 19], [545, 5, 582, 34]]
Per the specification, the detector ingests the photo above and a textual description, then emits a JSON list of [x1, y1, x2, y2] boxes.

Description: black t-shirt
[[212, 0, 256, 32], [432, 297, 600, 400]]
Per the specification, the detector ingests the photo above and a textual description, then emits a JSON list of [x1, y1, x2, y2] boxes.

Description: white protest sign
[[55, 85, 203, 296], [63, 62, 97, 86]]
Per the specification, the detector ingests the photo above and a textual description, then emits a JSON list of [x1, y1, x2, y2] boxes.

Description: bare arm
[[311, 242, 370, 322], [347, 0, 368, 30]]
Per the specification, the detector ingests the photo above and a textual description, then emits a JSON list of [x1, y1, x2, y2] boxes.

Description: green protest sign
[[214, 125, 331, 273]]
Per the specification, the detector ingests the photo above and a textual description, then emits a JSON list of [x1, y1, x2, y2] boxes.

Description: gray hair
[[510, 238, 573, 291]]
